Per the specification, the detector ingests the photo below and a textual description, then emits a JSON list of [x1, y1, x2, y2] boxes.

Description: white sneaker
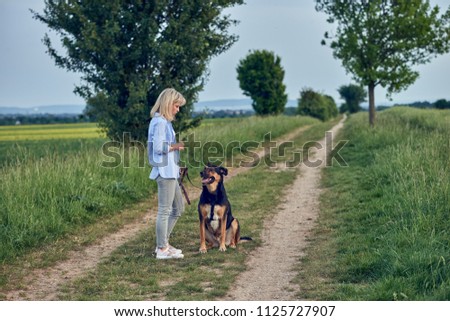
[[168, 244, 183, 255], [156, 248, 184, 259], [155, 245, 182, 255]]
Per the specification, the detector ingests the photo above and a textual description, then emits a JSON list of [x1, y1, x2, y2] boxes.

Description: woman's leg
[[155, 176, 176, 249], [167, 181, 185, 242]]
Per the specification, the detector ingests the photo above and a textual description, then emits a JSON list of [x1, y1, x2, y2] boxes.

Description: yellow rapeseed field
[[0, 123, 105, 141]]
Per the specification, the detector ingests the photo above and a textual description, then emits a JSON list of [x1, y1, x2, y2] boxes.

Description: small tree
[[236, 50, 287, 115], [434, 99, 450, 109], [338, 84, 367, 114], [316, 0, 450, 126], [297, 88, 338, 121], [324, 94, 339, 119]]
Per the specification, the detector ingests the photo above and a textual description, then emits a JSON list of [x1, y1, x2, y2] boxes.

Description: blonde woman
[[148, 88, 186, 259]]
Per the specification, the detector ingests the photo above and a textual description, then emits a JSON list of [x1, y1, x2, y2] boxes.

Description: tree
[[32, 0, 244, 142], [236, 50, 287, 115], [338, 84, 367, 114], [316, 0, 450, 126], [434, 99, 450, 109], [324, 94, 339, 119], [297, 88, 338, 121]]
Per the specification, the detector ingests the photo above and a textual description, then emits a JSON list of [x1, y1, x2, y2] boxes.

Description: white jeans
[[155, 176, 184, 249]]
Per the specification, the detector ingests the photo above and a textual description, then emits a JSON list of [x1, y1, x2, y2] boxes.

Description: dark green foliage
[[236, 50, 288, 115], [297, 88, 338, 121], [0, 115, 93, 126], [434, 99, 450, 109], [316, 0, 450, 126], [338, 84, 367, 114], [32, 0, 244, 141], [324, 95, 339, 119]]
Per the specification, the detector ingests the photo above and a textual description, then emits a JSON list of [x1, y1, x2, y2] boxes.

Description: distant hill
[[0, 104, 86, 115], [193, 99, 298, 112], [194, 98, 252, 111], [2, 99, 417, 116], [1, 99, 300, 115]]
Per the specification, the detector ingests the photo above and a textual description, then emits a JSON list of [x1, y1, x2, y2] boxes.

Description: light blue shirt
[[148, 113, 180, 180]]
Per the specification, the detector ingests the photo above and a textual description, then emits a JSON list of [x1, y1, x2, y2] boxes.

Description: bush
[[297, 88, 338, 121], [434, 99, 450, 109]]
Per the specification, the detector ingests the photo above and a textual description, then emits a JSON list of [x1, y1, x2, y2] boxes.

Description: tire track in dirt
[[223, 117, 345, 300], [5, 124, 312, 300]]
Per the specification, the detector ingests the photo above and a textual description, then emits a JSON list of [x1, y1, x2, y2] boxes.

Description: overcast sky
[[1, 0, 449, 108]]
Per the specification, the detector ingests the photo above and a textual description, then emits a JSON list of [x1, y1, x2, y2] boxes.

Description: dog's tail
[[239, 236, 252, 242]]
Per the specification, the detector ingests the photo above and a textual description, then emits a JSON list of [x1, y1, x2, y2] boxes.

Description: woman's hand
[[170, 142, 185, 151]]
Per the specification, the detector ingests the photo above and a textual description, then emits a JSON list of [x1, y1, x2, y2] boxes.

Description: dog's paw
[[229, 244, 236, 249], [219, 246, 227, 252], [199, 247, 207, 254]]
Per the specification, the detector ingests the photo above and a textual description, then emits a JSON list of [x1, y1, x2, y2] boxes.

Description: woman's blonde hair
[[150, 88, 186, 121]]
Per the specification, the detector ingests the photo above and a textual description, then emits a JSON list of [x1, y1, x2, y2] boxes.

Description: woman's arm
[[152, 121, 170, 155]]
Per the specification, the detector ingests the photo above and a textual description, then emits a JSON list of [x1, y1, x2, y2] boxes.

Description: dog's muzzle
[[201, 176, 215, 185]]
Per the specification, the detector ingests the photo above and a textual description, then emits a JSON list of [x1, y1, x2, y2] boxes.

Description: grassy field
[[0, 123, 106, 167], [0, 115, 320, 263], [296, 107, 450, 300], [2, 108, 448, 301], [0, 122, 105, 141], [58, 164, 296, 300], [56, 117, 341, 300]]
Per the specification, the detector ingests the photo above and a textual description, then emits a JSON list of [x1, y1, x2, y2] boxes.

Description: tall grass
[[0, 116, 316, 263], [0, 138, 106, 167], [0, 123, 105, 167], [0, 146, 152, 262], [182, 115, 319, 165], [298, 107, 450, 300]]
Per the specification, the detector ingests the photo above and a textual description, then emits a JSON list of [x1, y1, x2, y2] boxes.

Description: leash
[[179, 167, 191, 205], [179, 167, 202, 205]]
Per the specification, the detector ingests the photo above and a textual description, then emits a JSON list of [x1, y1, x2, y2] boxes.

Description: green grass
[[0, 123, 105, 141], [0, 145, 153, 262], [0, 138, 106, 167], [0, 116, 318, 263], [0, 123, 106, 167], [296, 107, 450, 300], [1, 115, 339, 300], [181, 115, 320, 167], [58, 164, 296, 300], [54, 116, 341, 300], [4, 109, 447, 301]]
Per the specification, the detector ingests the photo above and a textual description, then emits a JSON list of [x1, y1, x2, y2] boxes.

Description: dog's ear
[[219, 166, 228, 176], [200, 165, 207, 177]]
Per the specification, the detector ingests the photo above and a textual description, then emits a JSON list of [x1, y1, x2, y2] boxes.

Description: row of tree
[[0, 114, 92, 126], [34, 0, 450, 142]]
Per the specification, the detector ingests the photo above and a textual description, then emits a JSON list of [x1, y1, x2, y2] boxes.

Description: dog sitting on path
[[198, 165, 250, 253]]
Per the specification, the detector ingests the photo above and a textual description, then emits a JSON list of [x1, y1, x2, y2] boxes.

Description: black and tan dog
[[198, 165, 249, 253]]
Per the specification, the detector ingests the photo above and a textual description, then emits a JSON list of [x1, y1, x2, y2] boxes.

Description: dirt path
[[5, 120, 345, 301], [223, 117, 345, 300], [4, 124, 314, 300]]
